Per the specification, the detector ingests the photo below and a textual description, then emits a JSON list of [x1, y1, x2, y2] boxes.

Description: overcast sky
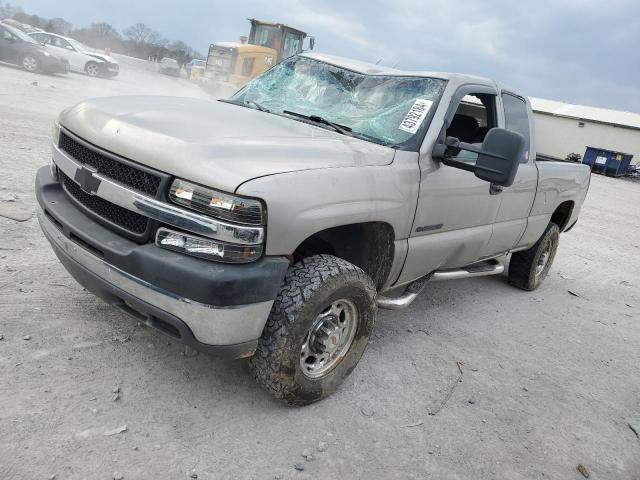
[[14, 0, 640, 112]]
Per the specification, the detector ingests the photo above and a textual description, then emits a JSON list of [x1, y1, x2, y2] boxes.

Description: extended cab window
[[446, 93, 497, 162], [502, 93, 531, 163]]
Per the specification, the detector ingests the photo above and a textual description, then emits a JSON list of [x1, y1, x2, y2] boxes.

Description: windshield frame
[[229, 55, 447, 152]]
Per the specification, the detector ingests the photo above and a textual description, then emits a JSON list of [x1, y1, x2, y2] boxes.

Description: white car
[[28, 32, 119, 77]]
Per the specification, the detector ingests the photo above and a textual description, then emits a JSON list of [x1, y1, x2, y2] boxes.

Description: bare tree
[[122, 22, 152, 44], [49, 17, 73, 35], [92, 22, 121, 40], [147, 31, 167, 47], [72, 22, 122, 50], [0, 2, 23, 19]]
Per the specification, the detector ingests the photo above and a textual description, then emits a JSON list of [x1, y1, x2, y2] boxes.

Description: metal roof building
[[529, 98, 640, 165]]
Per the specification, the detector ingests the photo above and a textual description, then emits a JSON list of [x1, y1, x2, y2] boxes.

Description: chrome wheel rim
[[300, 299, 358, 379], [87, 64, 99, 76], [23, 56, 37, 71], [535, 239, 553, 277]]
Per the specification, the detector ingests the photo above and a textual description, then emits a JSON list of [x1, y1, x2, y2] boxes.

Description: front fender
[[235, 151, 420, 255]]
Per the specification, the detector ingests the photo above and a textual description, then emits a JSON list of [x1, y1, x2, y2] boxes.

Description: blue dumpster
[[582, 147, 633, 177]]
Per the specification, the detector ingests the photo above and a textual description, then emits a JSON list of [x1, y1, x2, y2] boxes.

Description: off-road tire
[[508, 222, 560, 291], [250, 254, 377, 406]]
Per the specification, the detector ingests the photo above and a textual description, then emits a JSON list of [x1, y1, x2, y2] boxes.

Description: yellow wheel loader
[[201, 19, 314, 96]]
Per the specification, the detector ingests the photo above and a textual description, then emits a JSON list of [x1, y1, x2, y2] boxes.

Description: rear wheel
[[85, 62, 101, 77], [508, 222, 560, 291], [21, 54, 40, 72], [250, 255, 377, 406]]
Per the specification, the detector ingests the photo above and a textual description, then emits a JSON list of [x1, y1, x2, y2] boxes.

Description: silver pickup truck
[[36, 53, 590, 405]]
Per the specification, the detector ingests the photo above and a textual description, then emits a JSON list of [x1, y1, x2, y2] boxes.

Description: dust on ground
[[1, 58, 639, 480]]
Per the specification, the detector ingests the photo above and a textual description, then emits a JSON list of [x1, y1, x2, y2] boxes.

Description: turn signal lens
[[156, 228, 262, 263]]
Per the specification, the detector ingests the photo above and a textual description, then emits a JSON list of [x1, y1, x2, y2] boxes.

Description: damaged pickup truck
[[36, 53, 590, 405]]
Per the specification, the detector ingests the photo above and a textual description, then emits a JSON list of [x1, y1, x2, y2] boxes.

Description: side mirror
[[435, 128, 524, 187], [309, 37, 315, 50], [65, 45, 74, 51]]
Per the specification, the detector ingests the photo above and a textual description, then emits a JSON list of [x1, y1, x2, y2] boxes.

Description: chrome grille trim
[[52, 144, 265, 245]]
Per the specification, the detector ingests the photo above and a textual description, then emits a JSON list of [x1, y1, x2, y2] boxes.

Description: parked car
[[186, 58, 205, 78], [28, 31, 119, 77], [0, 23, 69, 74], [36, 53, 591, 406], [159, 57, 180, 76]]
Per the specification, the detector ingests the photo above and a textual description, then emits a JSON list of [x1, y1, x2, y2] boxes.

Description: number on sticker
[[399, 99, 433, 134]]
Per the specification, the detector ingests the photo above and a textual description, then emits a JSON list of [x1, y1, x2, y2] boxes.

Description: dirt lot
[[1, 58, 639, 480]]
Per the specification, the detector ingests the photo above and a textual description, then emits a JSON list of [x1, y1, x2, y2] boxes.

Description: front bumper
[[36, 166, 289, 358], [105, 64, 119, 77]]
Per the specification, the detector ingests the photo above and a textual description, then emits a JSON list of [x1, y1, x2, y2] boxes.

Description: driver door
[[0, 26, 18, 62], [396, 86, 503, 284], [48, 36, 83, 72]]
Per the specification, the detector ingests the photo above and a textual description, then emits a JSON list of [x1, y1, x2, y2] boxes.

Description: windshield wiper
[[282, 110, 352, 135], [244, 100, 270, 112], [219, 98, 270, 113]]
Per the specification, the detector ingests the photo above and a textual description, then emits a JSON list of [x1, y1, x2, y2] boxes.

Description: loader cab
[[205, 19, 312, 90], [248, 19, 309, 62]]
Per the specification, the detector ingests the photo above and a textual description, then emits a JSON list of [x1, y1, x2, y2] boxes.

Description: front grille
[[59, 131, 161, 196], [61, 171, 149, 234]]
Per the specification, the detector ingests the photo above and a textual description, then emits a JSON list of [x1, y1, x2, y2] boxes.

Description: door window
[[1, 28, 13, 41], [446, 93, 497, 162], [30, 33, 47, 43], [502, 93, 531, 163], [51, 36, 72, 50]]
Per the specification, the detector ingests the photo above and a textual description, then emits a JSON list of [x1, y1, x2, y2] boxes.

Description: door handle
[[490, 184, 504, 195]]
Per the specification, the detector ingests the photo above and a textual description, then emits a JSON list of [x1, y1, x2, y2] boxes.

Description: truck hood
[[59, 96, 395, 192]]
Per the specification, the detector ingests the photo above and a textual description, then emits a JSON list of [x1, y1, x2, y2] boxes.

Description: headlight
[[156, 228, 263, 263], [162, 178, 266, 263], [169, 178, 265, 225]]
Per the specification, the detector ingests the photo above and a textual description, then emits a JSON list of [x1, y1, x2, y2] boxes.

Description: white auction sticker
[[399, 99, 433, 134]]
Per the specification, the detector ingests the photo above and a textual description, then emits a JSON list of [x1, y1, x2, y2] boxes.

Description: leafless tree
[[48, 17, 73, 35], [123, 22, 153, 44]]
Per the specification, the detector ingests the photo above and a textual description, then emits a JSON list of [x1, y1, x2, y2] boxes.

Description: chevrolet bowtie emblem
[[74, 164, 101, 195]]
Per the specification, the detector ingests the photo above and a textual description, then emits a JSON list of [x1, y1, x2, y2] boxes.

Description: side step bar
[[431, 258, 504, 281], [377, 259, 504, 310]]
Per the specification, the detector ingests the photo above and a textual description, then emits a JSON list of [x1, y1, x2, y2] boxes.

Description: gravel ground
[[1, 59, 639, 480]]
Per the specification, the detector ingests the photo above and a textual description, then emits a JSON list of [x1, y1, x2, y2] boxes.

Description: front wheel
[[21, 54, 40, 72], [85, 62, 101, 77], [508, 222, 560, 291], [250, 255, 377, 406]]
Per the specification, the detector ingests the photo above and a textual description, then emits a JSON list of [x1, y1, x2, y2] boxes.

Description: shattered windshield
[[231, 56, 446, 148]]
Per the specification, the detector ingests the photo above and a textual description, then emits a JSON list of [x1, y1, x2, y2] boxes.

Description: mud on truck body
[[36, 53, 590, 405]]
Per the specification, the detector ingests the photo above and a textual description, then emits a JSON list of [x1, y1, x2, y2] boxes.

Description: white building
[[530, 98, 640, 165]]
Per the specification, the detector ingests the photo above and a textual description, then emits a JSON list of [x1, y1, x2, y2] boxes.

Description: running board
[[376, 275, 430, 310], [377, 259, 504, 310], [431, 259, 504, 281]]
